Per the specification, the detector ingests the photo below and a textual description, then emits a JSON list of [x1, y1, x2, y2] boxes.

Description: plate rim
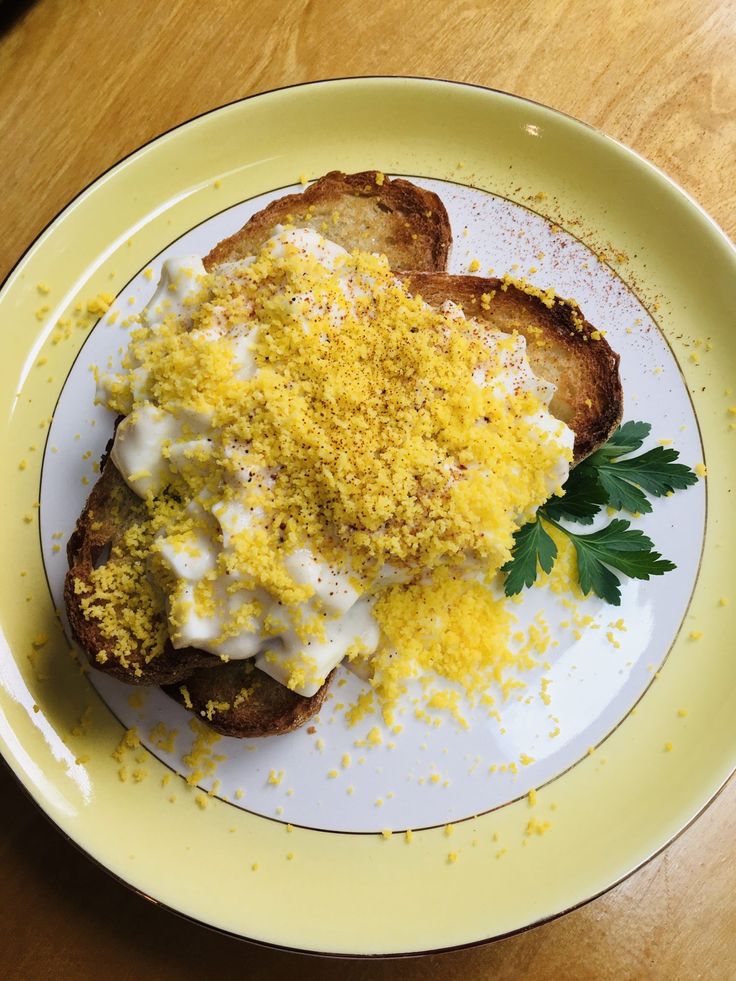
[[1, 75, 734, 957], [2, 75, 734, 301]]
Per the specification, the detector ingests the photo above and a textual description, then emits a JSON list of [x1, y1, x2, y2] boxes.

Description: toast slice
[[65, 458, 219, 686], [162, 661, 334, 739], [204, 170, 452, 273], [65, 172, 452, 732], [65, 459, 332, 736], [402, 273, 623, 463]]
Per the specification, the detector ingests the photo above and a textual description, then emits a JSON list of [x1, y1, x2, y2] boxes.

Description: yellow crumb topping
[[106, 241, 567, 573], [89, 232, 572, 709], [370, 568, 534, 720], [74, 508, 169, 671]]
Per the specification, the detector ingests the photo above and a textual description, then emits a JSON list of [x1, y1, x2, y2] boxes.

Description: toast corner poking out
[[64, 460, 220, 686], [402, 272, 623, 462], [162, 661, 334, 739], [204, 170, 452, 273]]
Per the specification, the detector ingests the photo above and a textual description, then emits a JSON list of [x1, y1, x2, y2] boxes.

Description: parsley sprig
[[502, 421, 699, 605]]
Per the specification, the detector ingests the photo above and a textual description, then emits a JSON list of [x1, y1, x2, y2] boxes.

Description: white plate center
[[40, 178, 705, 832]]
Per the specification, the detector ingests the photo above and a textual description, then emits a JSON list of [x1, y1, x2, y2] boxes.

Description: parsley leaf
[[586, 420, 651, 462], [543, 465, 607, 524], [562, 519, 676, 605], [500, 420, 699, 603], [501, 518, 557, 595], [595, 445, 699, 513], [595, 466, 652, 515]]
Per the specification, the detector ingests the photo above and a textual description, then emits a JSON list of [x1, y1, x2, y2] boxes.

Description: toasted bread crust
[[403, 273, 623, 462], [163, 661, 333, 738], [204, 171, 452, 273], [64, 461, 220, 685], [65, 463, 330, 734]]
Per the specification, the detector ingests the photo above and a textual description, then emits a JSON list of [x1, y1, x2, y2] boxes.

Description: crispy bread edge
[[203, 170, 452, 272], [64, 461, 221, 685], [65, 461, 330, 733], [403, 272, 623, 462], [162, 662, 334, 739]]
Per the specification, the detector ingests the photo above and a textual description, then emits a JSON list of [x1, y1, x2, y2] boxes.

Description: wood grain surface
[[1, 0, 734, 978]]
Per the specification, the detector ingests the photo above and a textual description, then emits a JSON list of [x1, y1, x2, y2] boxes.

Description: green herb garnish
[[502, 421, 698, 605]]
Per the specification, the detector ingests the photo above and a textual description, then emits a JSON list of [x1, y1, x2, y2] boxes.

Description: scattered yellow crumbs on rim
[[525, 817, 551, 836], [688, 631, 703, 641]]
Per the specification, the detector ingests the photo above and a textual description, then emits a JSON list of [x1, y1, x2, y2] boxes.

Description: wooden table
[[1, 1, 734, 977]]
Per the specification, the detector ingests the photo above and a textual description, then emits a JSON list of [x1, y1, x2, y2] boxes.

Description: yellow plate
[[1, 78, 734, 955]]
